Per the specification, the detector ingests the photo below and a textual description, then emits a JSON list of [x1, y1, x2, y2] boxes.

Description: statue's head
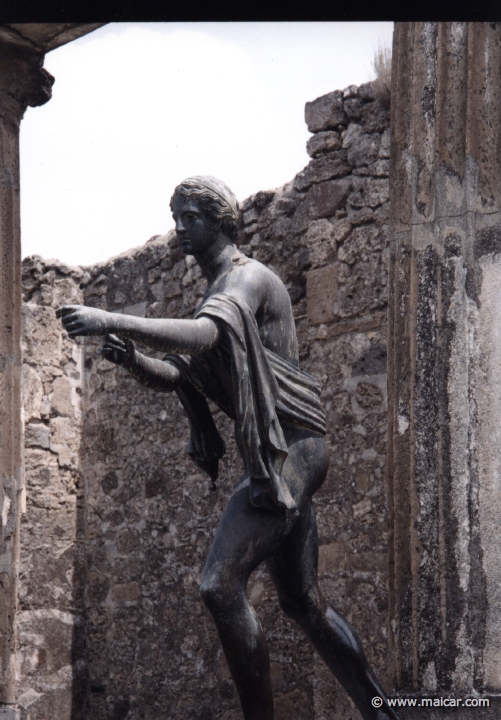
[[170, 176, 239, 243]]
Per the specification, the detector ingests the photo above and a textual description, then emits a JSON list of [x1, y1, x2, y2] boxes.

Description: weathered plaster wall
[[19, 80, 391, 719], [388, 21, 501, 717]]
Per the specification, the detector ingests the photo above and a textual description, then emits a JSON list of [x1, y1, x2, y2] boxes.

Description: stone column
[[388, 21, 501, 709], [0, 38, 54, 712]]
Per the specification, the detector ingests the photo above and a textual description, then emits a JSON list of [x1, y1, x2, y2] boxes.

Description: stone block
[[163, 280, 182, 299], [353, 497, 372, 518], [253, 189, 275, 209], [348, 207, 374, 226], [87, 571, 110, 605], [243, 207, 259, 225], [344, 97, 365, 120], [306, 130, 342, 158], [337, 224, 383, 266], [305, 91, 347, 132], [0, 709, 20, 719], [25, 422, 50, 449], [306, 264, 337, 324], [51, 376, 73, 417], [294, 153, 351, 192], [369, 159, 390, 177], [289, 199, 310, 235], [342, 122, 363, 149], [22, 304, 61, 367], [350, 551, 387, 572], [318, 542, 346, 573], [150, 281, 164, 301], [347, 133, 380, 168], [358, 82, 377, 101], [274, 688, 312, 720], [49, 417, 80, 469], [22, 365, 44, 422], [360, 101, 390, 134], [111, 581, 140, 605], [308, 178, 352, 219], [331, 218, 352, 245], [378, 128, 390, 158], [356, 381, 384, 408], [304, 219, 338, 268]]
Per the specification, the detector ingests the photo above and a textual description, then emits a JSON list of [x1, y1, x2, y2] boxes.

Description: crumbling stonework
[[19, 80, 391, 719]]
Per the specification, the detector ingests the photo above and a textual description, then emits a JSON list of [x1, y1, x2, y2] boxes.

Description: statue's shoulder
[[224, 257, 283, 299], [229, 256, 284, 289]]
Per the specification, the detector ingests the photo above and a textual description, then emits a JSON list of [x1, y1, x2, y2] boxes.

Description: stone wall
[[19, 258, 86, 720], [19, 80, 391, 719]]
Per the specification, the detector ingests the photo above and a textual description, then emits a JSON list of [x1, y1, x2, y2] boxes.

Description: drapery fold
[[165, 293, 326, 512]]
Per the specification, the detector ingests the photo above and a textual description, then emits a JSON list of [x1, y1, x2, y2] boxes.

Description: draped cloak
[[164, 293, 326, 513]]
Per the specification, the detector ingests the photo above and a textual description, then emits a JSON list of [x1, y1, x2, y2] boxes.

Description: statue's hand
[[56, 305, 110, 338], [99, 334, 135, 367]]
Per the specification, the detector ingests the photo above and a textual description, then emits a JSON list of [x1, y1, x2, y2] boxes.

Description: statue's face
[[172, 196, 219, 256]]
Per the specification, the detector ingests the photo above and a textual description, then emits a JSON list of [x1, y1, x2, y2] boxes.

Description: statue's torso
[[196, 255, 300, 367]]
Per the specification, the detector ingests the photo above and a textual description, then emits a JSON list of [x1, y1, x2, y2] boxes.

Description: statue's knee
[[278, 590, 316, 621], [199, 572, 233, 615], [199, 575, 218, 611]]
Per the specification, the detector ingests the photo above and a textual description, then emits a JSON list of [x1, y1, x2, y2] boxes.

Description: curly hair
[[170, 176, 240, 242]]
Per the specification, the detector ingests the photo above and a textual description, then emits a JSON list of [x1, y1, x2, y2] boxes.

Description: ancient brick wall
[[19, 80, 391, 719]]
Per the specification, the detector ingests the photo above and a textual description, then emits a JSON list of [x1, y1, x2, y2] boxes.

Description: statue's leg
[[199, 429, 329, 719], [200, 484, 291, 720], [266, 501, 400, 720]]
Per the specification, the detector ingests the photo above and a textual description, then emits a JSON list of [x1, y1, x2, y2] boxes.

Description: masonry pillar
[[388, 22, 501, 710], [0, 38, 55, 716]]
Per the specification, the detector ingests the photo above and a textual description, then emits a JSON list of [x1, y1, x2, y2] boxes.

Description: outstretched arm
[[56, 305, 221, 354], [100, 334, 182, 392]]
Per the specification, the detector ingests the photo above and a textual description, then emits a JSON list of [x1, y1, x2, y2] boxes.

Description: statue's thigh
[[202, 486, 291, 585], [202, 432, 328, 586], [266, 501, 319, 602]]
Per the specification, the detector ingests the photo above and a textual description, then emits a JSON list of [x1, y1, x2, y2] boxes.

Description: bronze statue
[[57, 176, 399, 720]]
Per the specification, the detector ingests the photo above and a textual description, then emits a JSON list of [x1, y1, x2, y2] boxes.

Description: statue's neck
[[195, 239, 239, 285]]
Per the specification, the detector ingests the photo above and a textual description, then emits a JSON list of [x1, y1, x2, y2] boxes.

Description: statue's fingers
[[105, 333, 121, 343], [68, 321, 87, 337], [63, 319, 81, 332], [117, 335, 134, 353], [102, 341, 125, 353], [110, 337, 127, 350], [56, 304, 81, 318], [61, 314, 80, 328]]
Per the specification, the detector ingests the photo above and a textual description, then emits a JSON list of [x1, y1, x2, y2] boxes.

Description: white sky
[[20, 22, 394, 267]]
